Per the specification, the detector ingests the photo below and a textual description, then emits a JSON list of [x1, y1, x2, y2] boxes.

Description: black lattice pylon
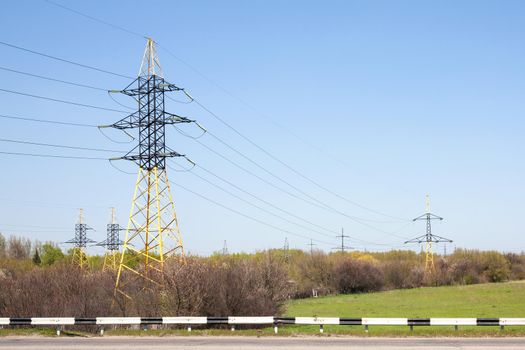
[[65, 208, 95, 269]]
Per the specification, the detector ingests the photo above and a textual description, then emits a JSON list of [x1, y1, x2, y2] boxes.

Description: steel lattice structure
[[283, 237, 290, 262], [65, 209, 95, 269], [104, 38, 194, 299], [96, 208, 122, 271], [405, 195, 453, 273]]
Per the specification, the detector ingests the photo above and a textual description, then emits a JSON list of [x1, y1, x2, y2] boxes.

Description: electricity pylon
[[96, 208, 122, 271], [405, 195, 452, 273], [332, 227, 352, 253], [102, 38, 195, 298], [65, 209, 95, 269], [283, 237, 290, 262], [308, 239, 316, 255], [222, 240, 229, 255]]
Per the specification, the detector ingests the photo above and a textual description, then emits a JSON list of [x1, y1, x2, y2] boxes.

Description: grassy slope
[[280, 281, 525, 336], [286, 281, 525, 318]]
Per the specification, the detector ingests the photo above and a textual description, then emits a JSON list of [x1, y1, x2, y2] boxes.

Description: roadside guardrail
[[1, 317, 524, 335]]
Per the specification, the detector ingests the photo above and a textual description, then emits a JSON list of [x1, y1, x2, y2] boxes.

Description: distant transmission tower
[[65, 209, 94, 269], [222, 240, 229, 255], [332, 227, 352, 253], [308, 239, 316, 255], [96, 208, 122, 271], [103, 38, 195, 298], [283, 237, 290, 262], [405, 195, 452, 273]]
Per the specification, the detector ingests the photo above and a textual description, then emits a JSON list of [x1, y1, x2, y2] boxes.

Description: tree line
[[0, 232, 523, 317]]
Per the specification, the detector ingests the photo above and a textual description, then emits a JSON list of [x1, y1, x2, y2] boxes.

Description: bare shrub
[[7, 236, 31, 260], [332, 258, 384, 293]]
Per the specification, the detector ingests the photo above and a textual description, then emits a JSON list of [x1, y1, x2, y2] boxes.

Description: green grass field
[[281, 280, 525, 336], [1, 281, 524, 337], [286, 280, 525, 318]]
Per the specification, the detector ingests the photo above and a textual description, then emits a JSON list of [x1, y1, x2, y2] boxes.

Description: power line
[[185, 163, 402, 248], [196, 135, 409, 239], [42, 0, 205, 89], [3, 10, 410, 243], [44, 0, 344, 165], [0, 138, 122, 153], [173, 181, 334, 246], [40, 1, 408, 223], [0, 223, 70, 230], [0, 65, 107, 91], [0, 228, 71, 234], [0, 40, 133, 79], [0, 88, 127, 113], [0, 150, 106, 160], [193, 98, 408, 222], [2, 29, 406, 230], [44, 0, 146, 40], [169, 163, 336, 241], [0, 77, 408, 240], [194, 163, 339, 237], [1, 113, 406, 240], [193, 138, 322, 209], [0, 113, 97, 127]]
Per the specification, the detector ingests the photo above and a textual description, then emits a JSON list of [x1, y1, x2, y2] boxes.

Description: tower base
[[115, 167, 185, 299]]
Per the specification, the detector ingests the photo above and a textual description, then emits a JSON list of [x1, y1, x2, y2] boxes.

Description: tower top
[[110, 207, 116, 225], [425, 194, 431, 214], [78, 208, 84, 225], [139, 38, 163, 78]]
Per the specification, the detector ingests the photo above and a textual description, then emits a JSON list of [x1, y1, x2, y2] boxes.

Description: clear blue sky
[[0, 0, 523, 255]]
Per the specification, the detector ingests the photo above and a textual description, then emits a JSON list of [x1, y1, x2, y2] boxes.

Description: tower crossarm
[[64, 238, 96, 244], [164, 112, 194, 125], [404, 233, 453, 244], [404, 234, 428, 244], [96, 239, 124, 249], [95, 239, 108, 247], [100, 111, 193, 130], [116, 151, 185, 163], [412, 213, 443, 221], [112, 80, 183, 97], [429, 234, 453, 243]]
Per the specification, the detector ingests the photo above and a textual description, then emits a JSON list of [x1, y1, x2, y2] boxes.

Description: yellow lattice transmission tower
[[405, 195, 453, 273], [102, 38, 196, 299], [96, 208, 122, 271], [65, 209, 95, 269]]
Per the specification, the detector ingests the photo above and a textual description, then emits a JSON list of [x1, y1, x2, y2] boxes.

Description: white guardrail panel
[[162, 317, 207, 324], [430, 318, 477, 326], [96, 317, 141, 325], [362, 318, 407, 326], [500, 318, 525, 326], [0, 318, 10, 325], [295, 317, 340, 325], [228, 317, 274, 324], [31, 318, 75, 325]]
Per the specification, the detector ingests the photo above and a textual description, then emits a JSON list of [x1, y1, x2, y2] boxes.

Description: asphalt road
[[1, 337, 524, 349]]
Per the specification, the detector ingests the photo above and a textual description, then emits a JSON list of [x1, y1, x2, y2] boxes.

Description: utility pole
[[65, 209, 94, 269], [96, 208, 122, 271], [308, 239, 316, 255], [332, 227, 352, 253], [405, 195, 453, 274], [102, 38, 197, 299]]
